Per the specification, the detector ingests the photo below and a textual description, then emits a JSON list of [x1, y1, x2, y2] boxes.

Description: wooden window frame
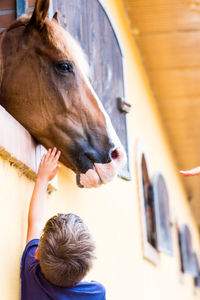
[[97, 0, 125, 57], [97, 0, 130, 181], [135, 138, 158, 265]]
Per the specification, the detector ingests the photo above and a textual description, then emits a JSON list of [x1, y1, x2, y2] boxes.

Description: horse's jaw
[[77, 147, 127, 188]]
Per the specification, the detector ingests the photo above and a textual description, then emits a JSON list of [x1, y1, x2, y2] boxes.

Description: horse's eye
[[56, 62, 73, 73]]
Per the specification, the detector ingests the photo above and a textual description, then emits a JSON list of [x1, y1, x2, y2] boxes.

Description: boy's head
[[38, 213, 95, 287]]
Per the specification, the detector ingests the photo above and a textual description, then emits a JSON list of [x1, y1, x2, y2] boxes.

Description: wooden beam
[[149, 68, 200, 99], [137, 31, 200, 70], [123, 0, 200, 34]]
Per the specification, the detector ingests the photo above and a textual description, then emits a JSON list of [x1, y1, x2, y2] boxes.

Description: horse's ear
[[52, 11, 60, 25], [29, 0, 49, 29]]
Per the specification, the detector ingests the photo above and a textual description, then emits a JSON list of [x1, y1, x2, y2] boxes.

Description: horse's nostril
[[111, 149, 119, 160]]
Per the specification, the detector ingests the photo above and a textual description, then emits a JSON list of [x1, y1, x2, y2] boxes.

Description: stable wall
[[1, 0, 200, 299]]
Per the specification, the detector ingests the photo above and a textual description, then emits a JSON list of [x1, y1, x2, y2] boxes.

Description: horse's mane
[[7, 15, 30, 31]]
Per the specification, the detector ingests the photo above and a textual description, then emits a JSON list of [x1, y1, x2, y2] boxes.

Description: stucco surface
[[0, 0, 200, 299]]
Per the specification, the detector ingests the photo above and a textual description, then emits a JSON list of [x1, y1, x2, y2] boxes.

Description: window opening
[[153, 173, 173, 255], [142, 155, 157, 249]]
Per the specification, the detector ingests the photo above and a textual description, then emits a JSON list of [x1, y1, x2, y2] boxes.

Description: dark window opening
[[142, 154, 157, 249], [177, 227, 184, 273], [180, 225, 198, 276], [193, 253, 200, 287]]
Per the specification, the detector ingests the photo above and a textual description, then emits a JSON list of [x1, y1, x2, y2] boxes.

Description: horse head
[[0, 0, 127, 188]]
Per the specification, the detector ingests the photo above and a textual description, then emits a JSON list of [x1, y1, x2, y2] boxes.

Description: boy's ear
[[52, 11, 60, 25], [35, 249, 39, 260], [29, 0, 50, 29]]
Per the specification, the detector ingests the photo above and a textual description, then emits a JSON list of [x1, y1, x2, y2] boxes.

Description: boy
[[21, 147, 106, 299]]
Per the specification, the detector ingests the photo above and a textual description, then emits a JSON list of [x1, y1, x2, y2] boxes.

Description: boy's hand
[[27, 147, 61, 243], [37, 148, 61, 182]]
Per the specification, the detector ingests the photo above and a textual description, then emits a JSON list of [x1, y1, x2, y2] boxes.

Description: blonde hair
[[38, 213, 95, 287]]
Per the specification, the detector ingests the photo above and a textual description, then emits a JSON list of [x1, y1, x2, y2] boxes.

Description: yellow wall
[[1, 0, 200, 299]]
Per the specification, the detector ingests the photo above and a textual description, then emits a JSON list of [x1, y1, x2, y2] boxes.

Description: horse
[[0, 0, 126, 188]]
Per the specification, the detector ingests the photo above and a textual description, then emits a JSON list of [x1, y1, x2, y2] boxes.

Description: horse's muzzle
[[78, 147, 127, 188]]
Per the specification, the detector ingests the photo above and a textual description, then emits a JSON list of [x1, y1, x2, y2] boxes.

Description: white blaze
[[79, 72, 127, 188], [66, 31, 127, 187]]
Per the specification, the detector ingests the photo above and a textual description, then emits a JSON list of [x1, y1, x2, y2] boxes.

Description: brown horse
[[0, 0, 126, 188]]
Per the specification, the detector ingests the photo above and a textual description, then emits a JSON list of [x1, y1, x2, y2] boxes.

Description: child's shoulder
[[90, 280, 105, 292], [75, 280, 106, 295]]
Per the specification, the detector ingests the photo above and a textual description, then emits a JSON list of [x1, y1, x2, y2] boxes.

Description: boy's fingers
[[50, 147, 57, 160], [44, 148, 52, 161], [54, 150, 61, 162]]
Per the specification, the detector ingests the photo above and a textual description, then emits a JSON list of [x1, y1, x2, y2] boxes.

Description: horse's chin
[[78, 166, 115, 189], [76, 169, 102, 188], [77, 153, 127, 188]]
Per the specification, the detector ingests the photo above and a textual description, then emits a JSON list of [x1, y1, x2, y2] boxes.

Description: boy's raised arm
[[26, 148, 61, 243]]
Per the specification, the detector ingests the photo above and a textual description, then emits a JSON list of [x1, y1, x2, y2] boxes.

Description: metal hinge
[[117, 97, 131, 114]]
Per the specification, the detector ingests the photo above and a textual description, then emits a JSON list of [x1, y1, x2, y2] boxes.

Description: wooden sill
[[0, 105, 57, 192]]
